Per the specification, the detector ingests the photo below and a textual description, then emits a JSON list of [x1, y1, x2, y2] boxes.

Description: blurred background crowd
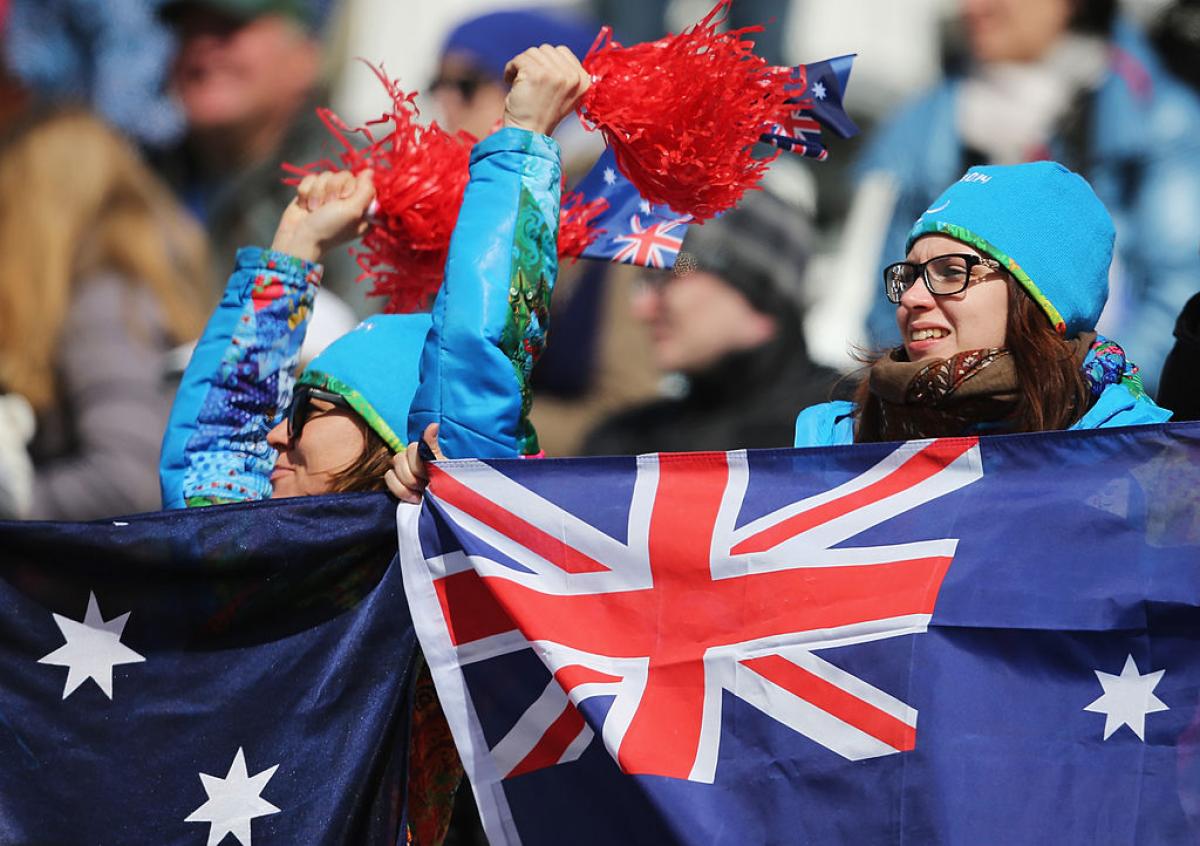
[[1, 0, 1198, 525]]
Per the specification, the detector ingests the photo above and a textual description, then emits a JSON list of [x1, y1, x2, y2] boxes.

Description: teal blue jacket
[[407, 129, 562, 459], [159, 128, 562, 508], [794, 380, 1172, 448]]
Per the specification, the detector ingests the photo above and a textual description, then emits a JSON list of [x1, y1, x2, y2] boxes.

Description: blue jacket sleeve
[[407, 128, 562, 459], [159, 248, 320, 508], [793, 401, 858, 448]]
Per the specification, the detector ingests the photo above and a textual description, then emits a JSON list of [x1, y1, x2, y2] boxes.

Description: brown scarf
[[858, 333, 1097, 440]]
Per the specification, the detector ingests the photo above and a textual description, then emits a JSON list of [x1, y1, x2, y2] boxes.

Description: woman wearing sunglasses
[[156, 45, 590, 846], [160, 44, 592, 508], [793, 161, 1170, 447]]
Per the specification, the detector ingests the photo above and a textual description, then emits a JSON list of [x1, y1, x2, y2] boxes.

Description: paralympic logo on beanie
[[906, 161, 1115, 336], [296, 313, 433, 452]]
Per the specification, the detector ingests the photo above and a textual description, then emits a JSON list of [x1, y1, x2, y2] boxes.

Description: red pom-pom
[[580, 0, 792, 221], [557, 189, 608, 260], [290, 66, 609, 309], [287, 65, 476, 313]]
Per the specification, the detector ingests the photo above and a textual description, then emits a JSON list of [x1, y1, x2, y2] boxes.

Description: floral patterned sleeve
[[159, 248, 320, 508]]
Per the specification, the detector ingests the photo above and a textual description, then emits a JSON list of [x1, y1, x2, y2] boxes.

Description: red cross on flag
[[400, 437, 984, 801]]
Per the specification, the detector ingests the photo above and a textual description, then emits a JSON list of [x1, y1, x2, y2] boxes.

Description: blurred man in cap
[[154, 0, 367, 319], [582, 185, 840, 455], [431, 7, 597, 142]]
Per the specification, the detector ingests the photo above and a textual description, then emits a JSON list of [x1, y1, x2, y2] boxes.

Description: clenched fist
[[502, 44, 591, 137], [270, 169, 376, 263]]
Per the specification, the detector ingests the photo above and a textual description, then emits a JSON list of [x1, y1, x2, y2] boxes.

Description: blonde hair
[[0, 109, 211, 410]]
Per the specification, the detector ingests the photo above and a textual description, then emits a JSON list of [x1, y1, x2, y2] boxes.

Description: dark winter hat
[[906, 161, 1114, 336], [440, 8, 598, 82], [675, 186, 812, 319]]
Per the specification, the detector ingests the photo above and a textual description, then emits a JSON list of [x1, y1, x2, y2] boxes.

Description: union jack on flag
[[571, 146, 693, 270], [763, 109, 829, 161], [760, 55, 860, 160], [400, 437, 999, 843], [400, 425, 1200, 846], [611, 216, 689, 269]]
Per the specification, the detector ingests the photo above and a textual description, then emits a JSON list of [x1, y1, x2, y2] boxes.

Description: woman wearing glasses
[[793, 161, 1170, 447]]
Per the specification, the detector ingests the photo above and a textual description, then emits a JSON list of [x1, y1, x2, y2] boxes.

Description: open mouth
[[909, 327, 950, 342]]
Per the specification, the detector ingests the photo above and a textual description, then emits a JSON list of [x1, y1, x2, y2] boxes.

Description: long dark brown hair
[[852, 274, 1091, 442]]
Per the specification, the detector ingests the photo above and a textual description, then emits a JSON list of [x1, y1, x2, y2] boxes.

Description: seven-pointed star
[[603, 166, 617, 185], [1083, 654, 1169, 740], [38, 591, 145, 700], [639, 199, 652, 215], [186, 747, 281, 846], [812, 80, 827, 100]]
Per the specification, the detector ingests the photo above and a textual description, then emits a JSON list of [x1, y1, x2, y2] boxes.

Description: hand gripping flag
[[399, 423, 1200, 845], [0, 494, 417, 845]]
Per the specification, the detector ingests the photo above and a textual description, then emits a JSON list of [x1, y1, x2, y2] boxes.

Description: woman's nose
[[265, 419, 289, 450], [899, 276, 935, 310]]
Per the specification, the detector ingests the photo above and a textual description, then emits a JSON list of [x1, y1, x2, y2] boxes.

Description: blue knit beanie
[[441, 8, 598, 81], [295, 314, 432, 452], [905, 161, 1114, 336]]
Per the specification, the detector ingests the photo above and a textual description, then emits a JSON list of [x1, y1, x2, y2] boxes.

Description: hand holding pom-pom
[[503, 44, 592, 136], [272, 170, 377, 264]]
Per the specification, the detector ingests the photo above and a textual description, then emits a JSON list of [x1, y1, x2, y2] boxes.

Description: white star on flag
[[639, 199, 652, 215], [603, 167, 616, 186], [1083, 654, 1169, 740], [38, 591, 145, 700], [812, 80, 827, 100], [186, 747, 281, 846]]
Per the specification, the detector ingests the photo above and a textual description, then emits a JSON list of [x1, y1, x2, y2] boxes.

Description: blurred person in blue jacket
[[1149, 0, 1200, 421], [845, 0, 1200, 395]]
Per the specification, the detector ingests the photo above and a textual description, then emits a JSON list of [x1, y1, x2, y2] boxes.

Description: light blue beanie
[[295, 313, 432, 452], [906, 161, 1114, 336]]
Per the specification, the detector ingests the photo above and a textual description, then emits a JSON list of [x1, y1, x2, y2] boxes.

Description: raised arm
[[405, 45, 591, 461], [159, 172, 375, 508]]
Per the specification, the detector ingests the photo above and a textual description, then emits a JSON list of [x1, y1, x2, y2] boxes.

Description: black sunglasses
[[883, 253, 1003, 304], [285, 385, 351, 444]]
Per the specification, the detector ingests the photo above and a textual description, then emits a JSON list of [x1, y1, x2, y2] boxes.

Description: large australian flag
[[0, 493, 416, 845], [401, 422, 1200, 845]]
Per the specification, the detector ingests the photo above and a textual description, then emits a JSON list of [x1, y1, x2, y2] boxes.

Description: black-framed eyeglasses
[[285, 385, 351, 444], [883, 254, 1003, 304]]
